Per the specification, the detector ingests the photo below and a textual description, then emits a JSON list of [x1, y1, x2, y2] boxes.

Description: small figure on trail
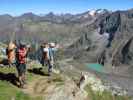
[[72, 72, 86, 97], [6, 41, 17, 67], [77, 72, 85, 88], [42, 42, 59, 76], [16, 41, 29, 88]]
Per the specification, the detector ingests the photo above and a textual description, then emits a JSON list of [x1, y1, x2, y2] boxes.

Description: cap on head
[[20, 41, 26, 47], [49, 42, 55, 47]]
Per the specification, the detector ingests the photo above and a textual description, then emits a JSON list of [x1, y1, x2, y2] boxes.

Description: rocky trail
[[22, 69, 88, 100]]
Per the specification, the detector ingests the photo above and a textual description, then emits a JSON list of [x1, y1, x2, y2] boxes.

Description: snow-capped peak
[[89, 9, 109, 16], [89, 10, 96, 16]]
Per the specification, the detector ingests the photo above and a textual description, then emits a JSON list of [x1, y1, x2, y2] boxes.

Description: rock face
[[99, 9, 133, 66], [67, 9, 133, 67]]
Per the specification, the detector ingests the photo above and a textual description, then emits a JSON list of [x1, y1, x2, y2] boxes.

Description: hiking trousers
[[16, 63, 26, 76], [45, 60, 54, 73]]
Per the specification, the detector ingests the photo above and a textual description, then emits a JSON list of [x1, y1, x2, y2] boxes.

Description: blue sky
[[0, 0, 132, 16]]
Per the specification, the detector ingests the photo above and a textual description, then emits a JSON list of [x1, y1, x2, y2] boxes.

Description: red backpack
[[17, 48, 27, 64]]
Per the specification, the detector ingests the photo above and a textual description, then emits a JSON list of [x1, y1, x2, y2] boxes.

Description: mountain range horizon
[[0, 8, 132, 17]]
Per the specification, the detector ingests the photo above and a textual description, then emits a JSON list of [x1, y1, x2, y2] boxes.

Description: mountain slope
[[0, 9, 110, 45], [67, 9, 133, 67]]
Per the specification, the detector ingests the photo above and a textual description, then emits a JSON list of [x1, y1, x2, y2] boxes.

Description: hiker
[[49, 42, 58, 65], [16, 42, 30, 88], [77, 72, 85, 88], [42, 42, 59, 76], [6, 41, 17, 67], [40, 44, 45, 66]]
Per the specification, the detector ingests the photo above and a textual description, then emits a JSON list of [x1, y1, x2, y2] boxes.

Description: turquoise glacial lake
[[86, 63, 104, 73]]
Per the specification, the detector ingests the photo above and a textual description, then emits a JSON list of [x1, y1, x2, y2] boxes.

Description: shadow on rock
[[0, 72, 19, 86], [28, 68, 49, 76]]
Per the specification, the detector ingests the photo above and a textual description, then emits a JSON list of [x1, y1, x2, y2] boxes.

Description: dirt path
[[22, 71, 88, 100]]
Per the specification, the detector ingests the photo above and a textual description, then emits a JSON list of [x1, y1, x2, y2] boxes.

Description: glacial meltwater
[[86, 63, 104, 73]]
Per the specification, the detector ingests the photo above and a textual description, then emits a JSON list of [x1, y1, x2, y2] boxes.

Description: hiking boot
[[48, 68, 52, 73], [21, 84, 27, 89], [22, 80, 27, 85], [19, 83, 24, 88], [19, 81, 24, 88], [22, 78, 27, 83], [19, 82, 27, 89], [20, 84, 27, 89]]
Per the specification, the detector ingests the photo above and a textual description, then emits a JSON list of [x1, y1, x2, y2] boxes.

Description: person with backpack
[[16, 42, 29, 88], [7, 41, 17, 67], [42, 42, 59, 76], [40, 44, 46, 67]]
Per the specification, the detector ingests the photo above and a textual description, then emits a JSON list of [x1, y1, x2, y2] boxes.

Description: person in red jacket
[[16, 42, 29, 88]]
